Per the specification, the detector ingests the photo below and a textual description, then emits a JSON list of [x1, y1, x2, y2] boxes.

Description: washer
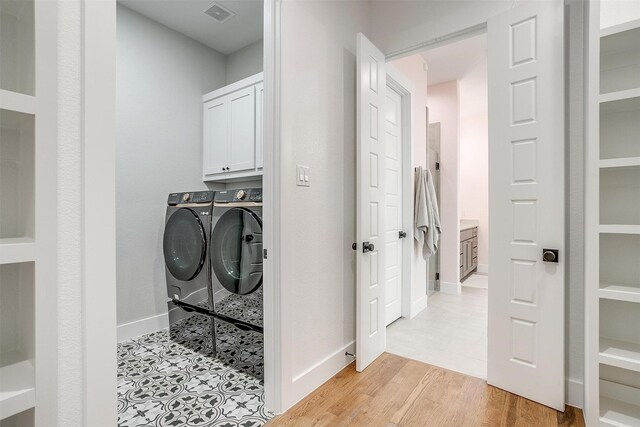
[[210, 188, 263, 331], [163, 191, 215, 342]]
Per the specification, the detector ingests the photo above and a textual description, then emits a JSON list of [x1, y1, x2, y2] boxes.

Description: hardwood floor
[[267, 353, 585, 427]]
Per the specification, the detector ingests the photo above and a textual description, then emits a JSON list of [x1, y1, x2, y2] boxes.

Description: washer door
[[211, 208, 263, 295], [163, 208, 207, 281]]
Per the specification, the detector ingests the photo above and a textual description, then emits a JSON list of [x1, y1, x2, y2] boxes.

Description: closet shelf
[[0, 360, 35, 421], [600, 88, 640, 104], [0, 90, 36, 115], [600, 282, 640, 304], [599, 338, 640, 372], [600, 158, 640, 169], [599, 225, 640, 235], [601, 17, 640, 38], [0, 238, 36, 265], [600, 396, 640, 427], [600, 380, 640, 427]]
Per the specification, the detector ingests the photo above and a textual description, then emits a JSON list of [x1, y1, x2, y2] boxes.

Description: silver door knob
[[543, 249, 559, 263]]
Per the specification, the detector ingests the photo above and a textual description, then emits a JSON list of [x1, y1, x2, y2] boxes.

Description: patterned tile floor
[[117, 314, 272, 427]]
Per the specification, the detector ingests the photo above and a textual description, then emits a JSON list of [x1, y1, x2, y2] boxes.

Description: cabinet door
[[228, 87, 256, 173], [203, 97, 229, 176], [255, 83, 264, 169]]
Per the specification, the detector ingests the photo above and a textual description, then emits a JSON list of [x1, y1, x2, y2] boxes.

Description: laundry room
[[114, 1, 269, 425]]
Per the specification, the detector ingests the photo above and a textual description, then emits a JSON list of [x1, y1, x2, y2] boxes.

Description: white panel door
[[384, 88, 403, 326], [487, 0, 565, 410], [255, 83, 264, 169], [203, 97, 228, 176], [356, 33, 386, 372], [228, 86, 256, 173]]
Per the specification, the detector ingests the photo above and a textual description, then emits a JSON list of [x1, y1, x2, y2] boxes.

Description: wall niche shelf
[[0, 0, 56, 424]]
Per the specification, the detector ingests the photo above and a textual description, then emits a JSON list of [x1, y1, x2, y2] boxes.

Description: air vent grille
[[204, 2, 235, 23]]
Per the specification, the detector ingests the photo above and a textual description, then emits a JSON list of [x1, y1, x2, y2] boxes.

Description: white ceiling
[[119, 0, 264, 55], [420, 34, 487, 86]]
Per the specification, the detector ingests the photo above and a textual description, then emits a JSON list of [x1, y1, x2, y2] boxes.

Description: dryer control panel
[[167, 191, 215, 206], [215, 188, 262, 203]]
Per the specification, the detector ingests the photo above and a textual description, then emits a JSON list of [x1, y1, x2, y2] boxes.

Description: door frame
[[81, 0, 285, 419], [386, 66, 416, 320], [372, 3, 576, 401]]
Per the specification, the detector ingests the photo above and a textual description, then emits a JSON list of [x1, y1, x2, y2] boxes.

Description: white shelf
[[600, 158, 640, 169], [0, 360, 35, 421], [0, 90, 36, 115], [0, 238, 35, 265], [600, 225, 640, 235], [600, 88, 640, 104], [600, 282, 640, 304], [600, 380, 640, 427], [601, 18, 640, 38], [600, 338, 640, 372], [600, 397, 640, 427]]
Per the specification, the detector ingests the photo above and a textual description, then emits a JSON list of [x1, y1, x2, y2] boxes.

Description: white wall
[[116, 5, 226, 327], [427, 81, 459, 293], [458, 56, 488, 272], [278, 0, 370, 410], [58, 1, 83, 423], [226, 39, 263, 84], [389, 55, 429, 314], [369, 0, 513, 56]]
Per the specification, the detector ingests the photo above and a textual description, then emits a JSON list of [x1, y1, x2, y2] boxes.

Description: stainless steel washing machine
[[210, 188, 264, 332], [163, 191, 215, 348]]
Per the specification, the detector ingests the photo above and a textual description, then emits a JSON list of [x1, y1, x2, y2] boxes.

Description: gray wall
[[226, 39, 264, 84], [116, 5, 227, 326]]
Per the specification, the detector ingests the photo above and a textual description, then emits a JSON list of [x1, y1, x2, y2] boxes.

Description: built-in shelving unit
[[586, 4, 640, 426], [1, 0, 56, 424]]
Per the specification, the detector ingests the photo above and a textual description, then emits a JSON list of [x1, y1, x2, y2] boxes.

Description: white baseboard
[[118, 287, 219, 343], [410, 295, 428, 318], [440, 281, 461, 295], [118, 312, 168, 342], [289, 341, 355, 409], [566, 377, 584, 408], [477, 264, 489, 274]]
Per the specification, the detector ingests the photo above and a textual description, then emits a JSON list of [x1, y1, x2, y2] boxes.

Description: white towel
[[425, 168, 441, 256], [414, 166, 441, 260]]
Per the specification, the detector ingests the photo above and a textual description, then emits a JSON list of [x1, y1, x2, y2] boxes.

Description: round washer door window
[[163, 208, 207, 281], [211, 208, 263, 295]]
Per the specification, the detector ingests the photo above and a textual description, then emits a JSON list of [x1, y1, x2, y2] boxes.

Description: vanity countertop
[[460, 219, 479, 231]]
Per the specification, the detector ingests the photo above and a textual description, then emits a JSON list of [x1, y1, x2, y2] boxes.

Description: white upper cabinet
[[203, 97, 228, 176], [202, 73, 263, 182], [228, 86, 255, 172]]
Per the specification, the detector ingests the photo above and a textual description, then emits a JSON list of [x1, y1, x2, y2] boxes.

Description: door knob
[[542, 249, 559, 263], [399, 231, 407, 239], [352, 243, 357, 250], [363, 242, 375, 253]]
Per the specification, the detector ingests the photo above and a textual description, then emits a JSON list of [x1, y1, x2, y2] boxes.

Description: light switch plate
[[296, 165, 310, 187]]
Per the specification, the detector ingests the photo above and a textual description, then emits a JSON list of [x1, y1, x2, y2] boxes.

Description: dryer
[[210, 188, 264, 331]]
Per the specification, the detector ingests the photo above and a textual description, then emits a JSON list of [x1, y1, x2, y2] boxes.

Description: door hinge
[[263, 249, 268, 259], [435, 162, 440, 170], [435, 272, 440, 281]]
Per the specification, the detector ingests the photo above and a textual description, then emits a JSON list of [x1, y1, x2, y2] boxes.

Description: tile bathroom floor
[[117, 314, 272, 427], [386, 274, 488, 379]]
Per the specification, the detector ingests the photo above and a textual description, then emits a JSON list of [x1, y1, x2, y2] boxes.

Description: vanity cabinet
[[202, 73, 263, 182], [460, 227, 478, 280]]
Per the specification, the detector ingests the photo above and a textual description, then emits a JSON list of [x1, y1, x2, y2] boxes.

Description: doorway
[[356, 0, 566, 411], [385, 34, 490, 380]]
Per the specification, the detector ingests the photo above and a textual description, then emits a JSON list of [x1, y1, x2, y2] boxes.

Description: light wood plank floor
[[267, 353, 585, 427]]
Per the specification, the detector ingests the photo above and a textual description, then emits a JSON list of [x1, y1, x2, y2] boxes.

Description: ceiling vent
[[204, 2, 236, 23]]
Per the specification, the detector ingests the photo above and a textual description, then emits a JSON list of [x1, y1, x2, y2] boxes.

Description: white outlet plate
[[296, 165, 310, 187]]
